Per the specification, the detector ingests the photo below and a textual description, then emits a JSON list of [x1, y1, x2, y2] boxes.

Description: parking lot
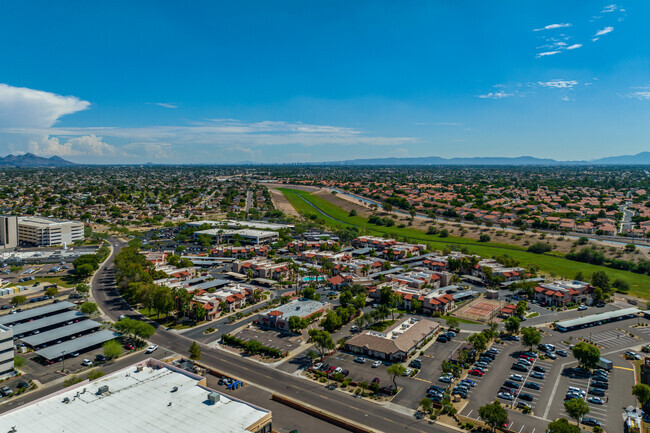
[[233, 327, 302, 353]]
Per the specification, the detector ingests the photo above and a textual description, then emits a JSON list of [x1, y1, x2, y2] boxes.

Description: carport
[[0, 301, 75, 327], [21, 320, 101, 348], [10, 311, 86, 336], [555, 307, 641, 331], [35, 330, 119, 360]]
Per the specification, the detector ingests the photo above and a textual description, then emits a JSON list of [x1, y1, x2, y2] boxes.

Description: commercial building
[[194, 228, 278, 245], [257, 299, 328, 332], [555, 307, 641, 332], [0, 324, 14, 379], [0, 358, 272, 433], [345, 316, 439, 362], [0, 216, 17, 251], [17, 216, 84, 247]]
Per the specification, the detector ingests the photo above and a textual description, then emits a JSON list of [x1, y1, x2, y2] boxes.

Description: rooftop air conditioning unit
[[208, 392, 220, 403], [98, 385, 109, 394]]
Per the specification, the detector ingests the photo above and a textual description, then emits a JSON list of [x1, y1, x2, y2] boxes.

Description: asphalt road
[[91, 237, 456, 433]]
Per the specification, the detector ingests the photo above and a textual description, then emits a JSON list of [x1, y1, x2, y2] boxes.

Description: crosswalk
[[580, 329, 637, 350]]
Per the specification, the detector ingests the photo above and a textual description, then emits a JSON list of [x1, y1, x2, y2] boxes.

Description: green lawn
[[278, 188, 650, 300], [33, 276, 77, 288], [440, 315, 481, 325]]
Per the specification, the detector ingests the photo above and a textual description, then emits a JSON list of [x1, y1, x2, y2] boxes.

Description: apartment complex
[[0, 324, 14, 379], [17, 216, 84, 247], [0, 216, 17, 251]]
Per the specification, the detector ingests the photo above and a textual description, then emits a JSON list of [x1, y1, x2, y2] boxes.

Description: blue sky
[[0, 1, 648, 164]]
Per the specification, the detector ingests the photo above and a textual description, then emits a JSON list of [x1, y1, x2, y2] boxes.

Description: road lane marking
[[614, 366, 634, 371]]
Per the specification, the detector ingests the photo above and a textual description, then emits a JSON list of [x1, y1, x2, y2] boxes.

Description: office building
[[0, 216, 17, 251], [0, 325, 14, 379], [17, 216, 84, 247]]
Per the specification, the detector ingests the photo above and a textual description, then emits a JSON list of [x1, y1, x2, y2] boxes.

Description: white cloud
[[414, 122, 463, 126], [534, 23, 572, 31], [594, 26, 614, 37], [537, 51, 561, 57], [626, 92, 650, 100], [560, 96, 572, 102], [0, 83, 90, 155], [566, 44, 583, 50], [29, 134, 119, 157], [601, 4, 618, 13], [537, 80, 579, 88], [153, 102, 178, 109], [477, 92, 513, 99]]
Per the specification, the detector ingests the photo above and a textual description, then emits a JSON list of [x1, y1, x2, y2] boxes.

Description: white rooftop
[[0, 359, 270, 433]]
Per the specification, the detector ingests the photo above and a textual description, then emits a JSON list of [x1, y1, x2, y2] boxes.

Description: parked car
[[354, 356, 366, 364], [504, 380, 520, 389], [556, 349, 568, 357], [439, 375, 453, 383], [460, 379, 476, 387], [530, 371, 545, 380], [333, 367, 343, 374], [409, 358, 422, 368], [342, 369, 350, 377], [371, 377, 380, 384], [146, 345, 158, 354], [581, 418, 601, 427], [475, 361, 489, 369], [524, 382, 540, 390], [468, 369, 483, 376], [588, 397, 605, 405], [436, 335, 448, 343], [592, 381, 608, 389], [533, 366, 546, 373], [512, 364, 529, 372], [568, 387, 586, 397], [497, 391, 514, 401], [509, 374, 524, 382], [516, 401, 531, 410], [81, 359, 93, 367], [1, 386, 12, 396], [372, 360, 382, 368], [589, 388, 605, 397], [519, 393, 534, 402], [95, 354, 106, 362], [578, 305, 587, 311]]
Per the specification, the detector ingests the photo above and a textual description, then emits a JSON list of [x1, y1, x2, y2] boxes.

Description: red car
[[469, 369, 484, 376], [325, 366, 336, 374], [371, 377, 380, 384], [520, 355, 532, 361], [124, 343, 135, 350]]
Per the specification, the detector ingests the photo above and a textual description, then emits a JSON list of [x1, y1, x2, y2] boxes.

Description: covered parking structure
[[555, 307, 641, 332], [0, 301, 75, 327], [35, 330, 119, 361], [10, 311, 85, 337], [20, 320, 101, 349]]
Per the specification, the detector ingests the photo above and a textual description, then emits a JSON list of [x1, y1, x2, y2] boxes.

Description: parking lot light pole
[[61, 351, 65, 373]]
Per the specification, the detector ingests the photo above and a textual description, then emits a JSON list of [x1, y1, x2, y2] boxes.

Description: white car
[[568, 387, 586, 397], [403, 368, 413, 376], [334, 367, 343, 374], [146, 345, 158, 354], [372, 360, 382, 368], [81, 359, 93, 367], [439, 375, 453, 383], [509, 374, 524, 382], [578, 305, 587, 311]]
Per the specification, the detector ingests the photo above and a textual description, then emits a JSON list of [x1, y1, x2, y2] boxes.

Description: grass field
[[278, 188, 650, 300]]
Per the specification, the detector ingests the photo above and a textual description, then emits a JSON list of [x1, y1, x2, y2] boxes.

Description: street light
[[61, 351, 65, 373]]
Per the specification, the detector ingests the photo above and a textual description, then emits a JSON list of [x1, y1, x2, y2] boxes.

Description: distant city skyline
[[1, 1, 649, 164]]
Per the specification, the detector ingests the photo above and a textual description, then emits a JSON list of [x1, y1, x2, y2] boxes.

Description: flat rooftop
[[10, 311, 86, 336], [264, 298, 327, 319], [0, 359, 271, 433], [556, 307, 640, 329], [0, 301, 75, 326], [35, 330, 118, 360], [20, 320, 100, 348]]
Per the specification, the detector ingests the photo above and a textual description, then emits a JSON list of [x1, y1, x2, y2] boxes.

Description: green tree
[[571, 342, 600, 370], [439, 229, 449, 238], [103, 340, 123, 359], [504, 316, 521, 335], [632, 383, 650, 407], [339, 290, 353, 307], [479, 234, 491, 242], [521, 327, 541, 350], [76, 283, 90, 295], [308, 329, 334, 359], [80, 302, 99, 315], [75, 263, 95, 278], [515, 300, 528, 316], [446, 316, 459, 330], [546, 418, 580, 433], [467, 332, 487, 353], [478, 401, 508, 432], [189, 341, 202, 360], [288, 315, 306, 333], [10, 295, 27, 306], [563, 398, 589, 427], [87, 370, 105, 381], [387, 363, 406, 390], [612, 279, 630, 293], [420, 397, 432, 414], [45, 286, 59, 297], [590, 271, 610, 290], [321, 310, 342, 332]]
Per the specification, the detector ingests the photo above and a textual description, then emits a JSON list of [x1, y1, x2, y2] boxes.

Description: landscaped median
[[278, 187, 650, 300]]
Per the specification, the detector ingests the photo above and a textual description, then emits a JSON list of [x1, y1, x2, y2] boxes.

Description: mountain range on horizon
[[2, 151, 650, 167]]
